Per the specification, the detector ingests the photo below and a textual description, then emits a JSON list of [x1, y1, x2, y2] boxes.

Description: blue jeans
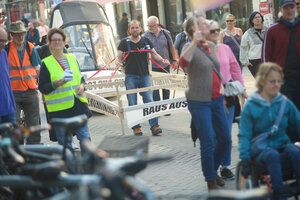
[[54, 122, 91, 154], [0, 113, 16, 124], [152, 66, 170, 101], [125, 75, 158, 129], [220, 105, 235, 167], [255, 144, 300, 189], [188, 96, 231, 180]]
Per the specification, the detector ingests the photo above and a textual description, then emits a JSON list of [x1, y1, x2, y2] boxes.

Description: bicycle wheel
[[236, 161, 259, 190]]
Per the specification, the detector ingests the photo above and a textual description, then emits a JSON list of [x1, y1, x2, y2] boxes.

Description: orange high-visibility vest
[[7, 42, 37, 91]]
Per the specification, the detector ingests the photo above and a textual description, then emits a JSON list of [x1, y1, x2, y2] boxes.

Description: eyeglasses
[[147, 24, 157, 28], [210, 29, 220, 34], [268, 80, 282, 85], [297, 2, 300, 6], [51, 39, 63, 43], [226, 20, 234, 23]]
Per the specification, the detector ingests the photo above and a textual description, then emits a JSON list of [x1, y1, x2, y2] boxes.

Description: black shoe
[[220, 168, 234, 179]]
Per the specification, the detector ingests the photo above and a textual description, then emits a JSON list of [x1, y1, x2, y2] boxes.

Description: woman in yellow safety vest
[[38, 28, 92, 153]]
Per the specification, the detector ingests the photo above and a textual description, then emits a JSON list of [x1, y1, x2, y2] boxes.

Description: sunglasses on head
[[210, 29, 220, 34], [226, 20, 234, 22]]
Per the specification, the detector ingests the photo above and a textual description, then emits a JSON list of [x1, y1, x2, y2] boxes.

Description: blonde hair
[[256, 62, 284, 92], [226, 14, 236, 21]]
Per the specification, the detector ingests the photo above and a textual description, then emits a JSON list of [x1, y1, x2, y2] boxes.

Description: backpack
[[176, 31, 189, 56], [5, 41, 33, 64]]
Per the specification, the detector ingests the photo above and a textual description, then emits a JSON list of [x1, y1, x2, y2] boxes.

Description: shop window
[[165, 0, 184, 37]]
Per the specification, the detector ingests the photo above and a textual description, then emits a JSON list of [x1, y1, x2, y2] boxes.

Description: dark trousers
[[249, 59, 261, 77], [255, 144, 300, 190], [14, 90, 40, 144], [152, 66, 170, 101], [281, 78, 300, 142]]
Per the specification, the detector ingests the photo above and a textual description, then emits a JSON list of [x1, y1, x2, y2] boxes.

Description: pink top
[[217, 43, 245, 86]]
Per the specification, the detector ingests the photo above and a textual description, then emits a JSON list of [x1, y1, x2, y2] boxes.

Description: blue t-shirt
[[17, 42, 41, 67], [0, 50, 16, 117]]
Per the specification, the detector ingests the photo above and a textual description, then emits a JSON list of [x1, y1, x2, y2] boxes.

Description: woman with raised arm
[[179, 16, 230, 190]]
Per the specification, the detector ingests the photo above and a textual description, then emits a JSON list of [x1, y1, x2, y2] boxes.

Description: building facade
[[105, 0, 256, 39]]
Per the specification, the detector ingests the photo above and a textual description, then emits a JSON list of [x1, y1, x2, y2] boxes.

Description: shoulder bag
[[197, 46, 244, 96], [250, 96, 287, 158]]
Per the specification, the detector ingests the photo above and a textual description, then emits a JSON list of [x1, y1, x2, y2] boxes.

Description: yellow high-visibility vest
[[43, 54, 88, 112]]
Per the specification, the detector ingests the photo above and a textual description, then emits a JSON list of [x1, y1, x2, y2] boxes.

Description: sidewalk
[[40, 67, 256, 199]]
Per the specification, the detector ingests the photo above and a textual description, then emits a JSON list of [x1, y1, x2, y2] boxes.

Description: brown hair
[[256, 62, 284, 92], [128, 20, 141, 28], [47, 28, 66, 43]]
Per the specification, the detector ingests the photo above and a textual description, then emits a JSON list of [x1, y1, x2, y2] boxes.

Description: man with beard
[[117, 20, 169, 136]]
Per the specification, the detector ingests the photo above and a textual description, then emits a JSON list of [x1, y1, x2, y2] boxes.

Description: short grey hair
[[147, 16, 159, 24]]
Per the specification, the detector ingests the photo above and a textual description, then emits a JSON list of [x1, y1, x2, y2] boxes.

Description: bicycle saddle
[[20, 160, 65, 181], [50, 114, 88, 130]]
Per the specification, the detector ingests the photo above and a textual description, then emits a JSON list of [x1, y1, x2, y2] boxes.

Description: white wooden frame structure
[[85, 72, 188, 135]]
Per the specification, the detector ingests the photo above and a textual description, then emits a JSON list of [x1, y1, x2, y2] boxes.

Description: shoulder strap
[[126, 37, 131, 54], [254, 32, 264, 42], [161, 29, 171, 49], [271, 96, 287, 133], [225, 29, 240, 49], [196, 45, 225, 82]]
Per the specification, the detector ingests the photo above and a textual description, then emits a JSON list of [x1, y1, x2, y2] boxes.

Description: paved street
[[40, 68, 256, 199]]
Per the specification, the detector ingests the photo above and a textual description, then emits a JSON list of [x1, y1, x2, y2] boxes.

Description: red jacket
[[261, 18, 300, 69]]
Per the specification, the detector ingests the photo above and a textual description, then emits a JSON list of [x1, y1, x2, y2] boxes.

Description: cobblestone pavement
[[40, 68, 256, 199]]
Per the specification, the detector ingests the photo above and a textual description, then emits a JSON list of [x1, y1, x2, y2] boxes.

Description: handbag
[[250, 97, 287, 157], [224, 80, 245, 96]]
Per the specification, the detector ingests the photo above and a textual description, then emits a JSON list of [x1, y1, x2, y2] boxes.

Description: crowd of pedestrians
[[0, 0, 300, 196], [0, 20, 91, 152]]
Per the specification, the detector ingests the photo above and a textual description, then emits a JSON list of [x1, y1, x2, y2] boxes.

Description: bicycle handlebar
[[0, 174, 101, 188], [50, 114, 87, 131]]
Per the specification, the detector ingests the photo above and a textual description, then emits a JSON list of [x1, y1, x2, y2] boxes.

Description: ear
[[191, 25, 195, 32]]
